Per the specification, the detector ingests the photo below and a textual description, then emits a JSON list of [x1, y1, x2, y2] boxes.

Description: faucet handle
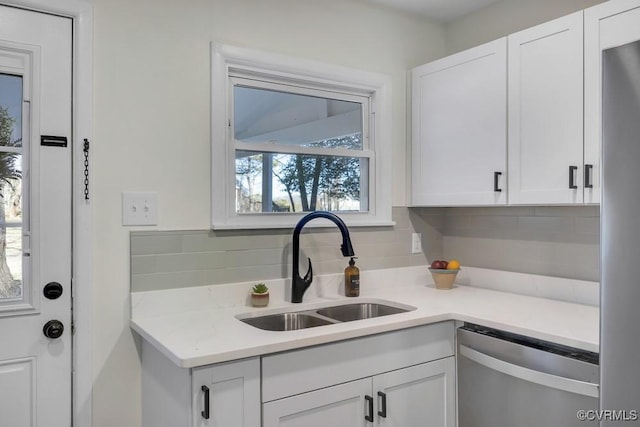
[[303, 257, 313, 284]]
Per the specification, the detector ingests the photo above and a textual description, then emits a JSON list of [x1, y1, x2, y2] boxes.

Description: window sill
[[211, 220, 396, 230]]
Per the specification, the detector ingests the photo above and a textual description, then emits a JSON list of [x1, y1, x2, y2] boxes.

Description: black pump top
[[349, 257, 357, 266]]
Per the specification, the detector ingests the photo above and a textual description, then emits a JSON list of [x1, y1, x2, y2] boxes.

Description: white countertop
[[130, 266, 599, 369]]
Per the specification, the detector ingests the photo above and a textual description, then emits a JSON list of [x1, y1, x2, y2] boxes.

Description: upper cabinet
[[507, 12, 586, 205], [410, 8, 617, 207], [410, 38, 507, 206], [585, 0, 640, 206]]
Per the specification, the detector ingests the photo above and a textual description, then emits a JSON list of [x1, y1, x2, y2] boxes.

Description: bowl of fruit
[[428, 259, 461, 290]]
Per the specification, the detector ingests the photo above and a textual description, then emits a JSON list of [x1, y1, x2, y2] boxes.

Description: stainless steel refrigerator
[[601, 39, 640, 423]]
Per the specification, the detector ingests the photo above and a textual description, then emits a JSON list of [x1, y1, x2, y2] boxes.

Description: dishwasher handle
[[459, 345, 599, 398]]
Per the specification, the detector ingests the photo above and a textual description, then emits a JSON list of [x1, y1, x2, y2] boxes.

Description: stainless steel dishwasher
[[457, 324, 599, 427]]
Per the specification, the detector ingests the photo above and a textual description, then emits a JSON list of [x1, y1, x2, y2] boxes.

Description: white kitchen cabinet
[[140, 340, 260, 427], [373, 357, 456, 426], [263, 357, 456, 427], [507, 12, 586, 205], [141, 322, 454, 427], [585, 0, 640, 206], [262, 322, 455, 427], [192, 358, 260, 427], [410, 38, 507, 206], [263, 377, 372, 427]]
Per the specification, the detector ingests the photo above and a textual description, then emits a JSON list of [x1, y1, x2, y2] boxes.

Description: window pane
[[0, 73, 23, 147], [0, 72, 23, 300], [0, 172, 22, 300], [236, 150, 367, 214], [233, 85, 363, 149]]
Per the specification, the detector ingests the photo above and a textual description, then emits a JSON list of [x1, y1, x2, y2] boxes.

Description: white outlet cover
[[122, 192, 158, 226], [411, 233, 422, 254]]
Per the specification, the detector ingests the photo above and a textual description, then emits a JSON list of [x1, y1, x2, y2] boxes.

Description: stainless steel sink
[[316, 303, 410, 322], [240, 312, 334, 331], [238, 299, 416, 331]]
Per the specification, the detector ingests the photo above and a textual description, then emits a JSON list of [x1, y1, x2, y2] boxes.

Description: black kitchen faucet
[[291, 211, 355, 303]]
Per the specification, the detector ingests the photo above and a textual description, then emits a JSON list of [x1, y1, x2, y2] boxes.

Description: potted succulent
[[250, 283, 269, 307]]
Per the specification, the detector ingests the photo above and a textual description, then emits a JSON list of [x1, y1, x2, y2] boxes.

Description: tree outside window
[[0, 105, 22, 299], [236, 134, 364, 214]]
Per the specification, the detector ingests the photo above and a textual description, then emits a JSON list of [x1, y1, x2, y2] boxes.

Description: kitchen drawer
[[262, 321, 454, 402]]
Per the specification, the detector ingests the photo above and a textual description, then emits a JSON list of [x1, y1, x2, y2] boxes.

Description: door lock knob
[[43, 282, 63, 300], [43, 320, 64, 339]]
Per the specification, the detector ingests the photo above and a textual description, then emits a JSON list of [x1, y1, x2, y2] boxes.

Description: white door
[[262, 378, 372, 427], [507, 11, 584, 205], [411, 38, 507, 206], [0, 5, 72, 427]]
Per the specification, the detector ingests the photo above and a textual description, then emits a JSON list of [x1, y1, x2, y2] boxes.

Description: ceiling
[[365, 0, 503, 22]]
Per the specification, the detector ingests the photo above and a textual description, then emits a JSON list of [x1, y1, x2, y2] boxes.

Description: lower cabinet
[[140, 340, 260, 427], [263, 357, 456, 427], [263, 377, 372, 426], [374, 358, 455, 426], [192, 357, 260, 427], [141, 322, 455, 427], [262, 322, 456, 426]]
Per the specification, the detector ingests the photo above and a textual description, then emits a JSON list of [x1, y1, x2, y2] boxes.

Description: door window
[[0, 73, 24, 302]]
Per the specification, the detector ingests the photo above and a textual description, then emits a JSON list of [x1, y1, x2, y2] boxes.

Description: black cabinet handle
[[569, 166, 578, 189], [377, 391, 387, 418], [365, 395, 374, 422], [201, 385, 210, 420], [494, 171, 502, 192], [584, 164, 593, 188]]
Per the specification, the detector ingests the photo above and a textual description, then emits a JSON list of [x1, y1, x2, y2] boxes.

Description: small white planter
[[251, 292, 269, 307]]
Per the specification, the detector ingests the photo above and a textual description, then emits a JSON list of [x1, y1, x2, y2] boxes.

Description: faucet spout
[[292, 211, 355, 303]]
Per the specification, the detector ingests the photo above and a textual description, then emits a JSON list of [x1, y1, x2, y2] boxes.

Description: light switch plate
[[122, 192, 158, 226]]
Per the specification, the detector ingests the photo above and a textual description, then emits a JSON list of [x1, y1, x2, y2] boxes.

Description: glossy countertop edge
[[130, 284, 599, 369]]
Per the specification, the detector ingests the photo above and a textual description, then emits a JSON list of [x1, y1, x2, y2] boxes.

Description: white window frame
[[211, 43, 393, 229]]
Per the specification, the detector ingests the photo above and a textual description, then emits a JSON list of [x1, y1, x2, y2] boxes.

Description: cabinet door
[[508, 12, 584, 204], [411, 38, 507, 206], [585, 0, 640, 205], [372, 357, 455, 427], [192, 358, 260, 427], [263, 378, 372, 427]]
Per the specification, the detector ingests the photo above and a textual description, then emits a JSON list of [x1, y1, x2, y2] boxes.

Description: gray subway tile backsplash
[[130, 233, 183, 256], [439, 206, 600, 282], [130, 207, 439, 292], [516, 216, 575, 234], [130, 205, 600, 292]]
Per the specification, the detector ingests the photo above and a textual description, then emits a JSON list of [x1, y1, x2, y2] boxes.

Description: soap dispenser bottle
[[344, 257, 360, 297]]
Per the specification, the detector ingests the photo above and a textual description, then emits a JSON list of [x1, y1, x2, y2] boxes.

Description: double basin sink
[[237, 299, 416, 331]]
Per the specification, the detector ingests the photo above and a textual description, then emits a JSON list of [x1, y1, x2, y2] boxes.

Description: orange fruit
[[447, 259, 460, 270]]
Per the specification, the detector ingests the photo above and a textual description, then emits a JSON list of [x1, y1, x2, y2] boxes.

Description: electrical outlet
[[122, 192, 158, 226], [411, 233, 422, 254]]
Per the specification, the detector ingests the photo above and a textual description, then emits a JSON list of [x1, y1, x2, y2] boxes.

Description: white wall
[[92, 1, 444, 425], [445, 0, 606, 54]]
